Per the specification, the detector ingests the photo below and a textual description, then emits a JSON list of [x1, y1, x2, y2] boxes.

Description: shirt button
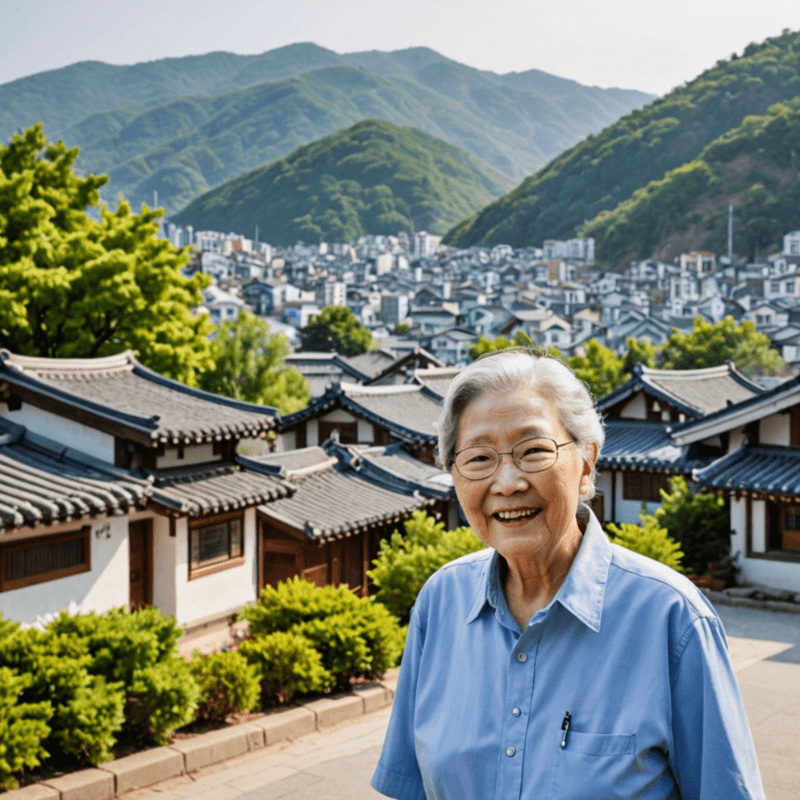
[[516, 652, 528, 663], [512, 707, 521, 717], [506, 745, 516, 757]]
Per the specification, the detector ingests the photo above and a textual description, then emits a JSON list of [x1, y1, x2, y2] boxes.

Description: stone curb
[[3, 671, 399, 800], [702, 588, 800, 615]]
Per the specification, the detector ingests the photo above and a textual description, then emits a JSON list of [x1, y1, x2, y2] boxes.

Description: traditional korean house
[[0, 350, 292, 633], [595, 363, 763, 525], [243, 444, 442, 595], [676, 375, 800, 592], [276, 382, 441, 462]]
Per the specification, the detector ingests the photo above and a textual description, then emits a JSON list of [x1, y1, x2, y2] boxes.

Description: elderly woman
[[371, 349, 764, 800]]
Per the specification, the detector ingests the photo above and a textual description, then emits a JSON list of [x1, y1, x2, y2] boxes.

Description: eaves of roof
[[0, 418, 152, 533], [671, 374, 800, 445], [695, 444, 800, 499], [278, 385, 439, 444]]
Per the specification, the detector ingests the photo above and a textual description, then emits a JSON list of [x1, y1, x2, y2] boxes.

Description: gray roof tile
[[696, 445, 800, 498], [152, 461, 293, 517], [0, 351, 277, 445], [0, 418, 151, 533]]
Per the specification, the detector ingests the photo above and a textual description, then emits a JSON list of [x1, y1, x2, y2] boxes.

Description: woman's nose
[[491, 453, 528, 493]]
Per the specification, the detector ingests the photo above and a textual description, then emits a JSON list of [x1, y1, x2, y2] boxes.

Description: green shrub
[[654, 476, 729, 574], [238, 632, 331, 706], [242, 578, 405, 691], [0, 667, 52, 791], [189, 651, 260, 723], [368, 510, 486, 622], [0, 626, 125, 766], [606, 515, 685, 572], [44, 607, 199, 746]]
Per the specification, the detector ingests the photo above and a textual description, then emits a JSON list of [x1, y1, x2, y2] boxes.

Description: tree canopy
[[197, 311, 310, 415], [300, 306, 374, 356], [0, 124, 213, 384], [659, 316, 785, 373]]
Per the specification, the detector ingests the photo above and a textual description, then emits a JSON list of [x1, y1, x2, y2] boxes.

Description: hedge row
[[0, 580, 404, 791]]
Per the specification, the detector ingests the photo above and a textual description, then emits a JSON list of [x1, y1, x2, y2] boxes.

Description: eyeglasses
[[453, 437, 575, 481]]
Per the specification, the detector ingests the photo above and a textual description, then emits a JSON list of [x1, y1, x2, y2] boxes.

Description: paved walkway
[[124, 603, 800, 800]]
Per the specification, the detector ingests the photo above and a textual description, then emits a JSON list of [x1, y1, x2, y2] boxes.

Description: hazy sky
[[2, 0, 800, 96]]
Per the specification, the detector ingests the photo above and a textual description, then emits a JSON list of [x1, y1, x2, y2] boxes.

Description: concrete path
[[124, 603, 800, 800]]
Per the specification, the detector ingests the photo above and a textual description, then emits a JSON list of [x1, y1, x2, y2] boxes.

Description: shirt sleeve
[[669, 615, 766, 800], [371, 600, 428, 800]]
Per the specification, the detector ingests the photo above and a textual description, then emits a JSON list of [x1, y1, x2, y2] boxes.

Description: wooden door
[[782, 505, 800, 552], [262, 539, 303, 589], [129, 520, 152, 610]]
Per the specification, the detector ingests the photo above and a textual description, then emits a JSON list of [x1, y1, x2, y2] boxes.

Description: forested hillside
[[581, 96, 800, 267], [444, 29, 800, 255], [0, 44, 653, 216], [171, 119, 509, 243]]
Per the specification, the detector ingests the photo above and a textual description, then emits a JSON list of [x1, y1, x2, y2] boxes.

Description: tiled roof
[[411, 367, 461, 400], [598, 419, 712, 474], [341, 350, 397, 378], [151, 461, 293, 517], [671, 374, 800, 445], [598, 363, 763, 418], [695, 445, 800, 498], [332, 442, 454, 498], [0, 418, 151, 533], [248, 449, 435, 540], [279, 383, 441, 444], [0, 351, 278, 446]]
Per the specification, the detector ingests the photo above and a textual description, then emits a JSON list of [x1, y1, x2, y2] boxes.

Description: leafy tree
[[394, 322, 411, 335], [368, 510, 485, 623], [198, 311, 310, 414], [606, 514, 685, 572], [301, 305, 374, 356], [659, 316, 784, 373], [469, 331, 554, 361], [0, 124, 213, 384], [562, 340, 627, 400], [622, 336, 659, 373], [654, 476, 729, 575]]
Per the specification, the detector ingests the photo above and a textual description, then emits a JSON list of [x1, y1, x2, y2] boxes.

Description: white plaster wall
[[357, 419, 374, 442], [173, 508, 258, 627], [751, 500, 766, 552], [759, 414, 789, 446], [321, 409, 357, 423], [620, 393, 647, 420], [157, 443, 220, 469], [307, 419, 319, 447], [740, 558, 800, 593], [7, 406, 115, 463], [0, 517, 128, 625], [151, 515, 177, 617], [273, 431, 294, 452], [728, 427, 747, 453]]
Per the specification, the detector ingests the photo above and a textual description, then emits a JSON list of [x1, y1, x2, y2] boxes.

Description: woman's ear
[[580, 442, 598, 493]]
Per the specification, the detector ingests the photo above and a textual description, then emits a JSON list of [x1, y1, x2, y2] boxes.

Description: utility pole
[[153, 190, 158, 209], [727, 203, 734, 264]]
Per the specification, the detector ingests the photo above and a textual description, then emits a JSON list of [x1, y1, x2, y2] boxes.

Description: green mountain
[[0, 44, 653, 216], [170, 119, 510, 243], [581, 96, 800, 267], [444, 29, 800, 254]]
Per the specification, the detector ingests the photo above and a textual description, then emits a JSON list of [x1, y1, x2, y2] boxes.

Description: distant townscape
[[170, 222, 800, 374]]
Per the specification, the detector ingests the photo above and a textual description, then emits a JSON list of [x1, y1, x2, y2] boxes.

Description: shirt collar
[[464, 508, 612, 632]]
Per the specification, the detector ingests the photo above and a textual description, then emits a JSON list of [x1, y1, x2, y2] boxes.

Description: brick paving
[[122, 602, 800, 800]]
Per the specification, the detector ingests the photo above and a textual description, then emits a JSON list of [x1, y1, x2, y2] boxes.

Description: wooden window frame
[[318, 420, 358, 445], [1, 527, 91, 592], [188, 511, 245, 580], [622, 471, 670, 503]]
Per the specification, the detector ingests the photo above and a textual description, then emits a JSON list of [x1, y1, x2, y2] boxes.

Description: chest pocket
[[548, 731, 638, 800]]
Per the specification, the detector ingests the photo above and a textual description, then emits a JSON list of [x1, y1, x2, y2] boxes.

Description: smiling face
[[451, 385, 596, 568]]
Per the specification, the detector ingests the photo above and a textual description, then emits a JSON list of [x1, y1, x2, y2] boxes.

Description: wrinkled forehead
[[455, 386, 565, 449]]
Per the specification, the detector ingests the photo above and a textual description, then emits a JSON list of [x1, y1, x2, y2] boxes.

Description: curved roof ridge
[[1, 349, 136, 375], [342, 382, 424, 396]]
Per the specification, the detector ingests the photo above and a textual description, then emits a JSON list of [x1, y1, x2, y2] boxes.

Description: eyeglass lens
[[455, 437, 559, 479]]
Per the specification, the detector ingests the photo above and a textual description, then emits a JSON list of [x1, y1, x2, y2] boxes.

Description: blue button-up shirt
[[371, 510, 765, 800]]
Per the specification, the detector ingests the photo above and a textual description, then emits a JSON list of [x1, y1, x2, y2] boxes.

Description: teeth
[[496, 509, 539, 520]]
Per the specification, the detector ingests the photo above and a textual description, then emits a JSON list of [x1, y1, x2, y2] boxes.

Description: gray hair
[[437, 349, 605, 501]]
